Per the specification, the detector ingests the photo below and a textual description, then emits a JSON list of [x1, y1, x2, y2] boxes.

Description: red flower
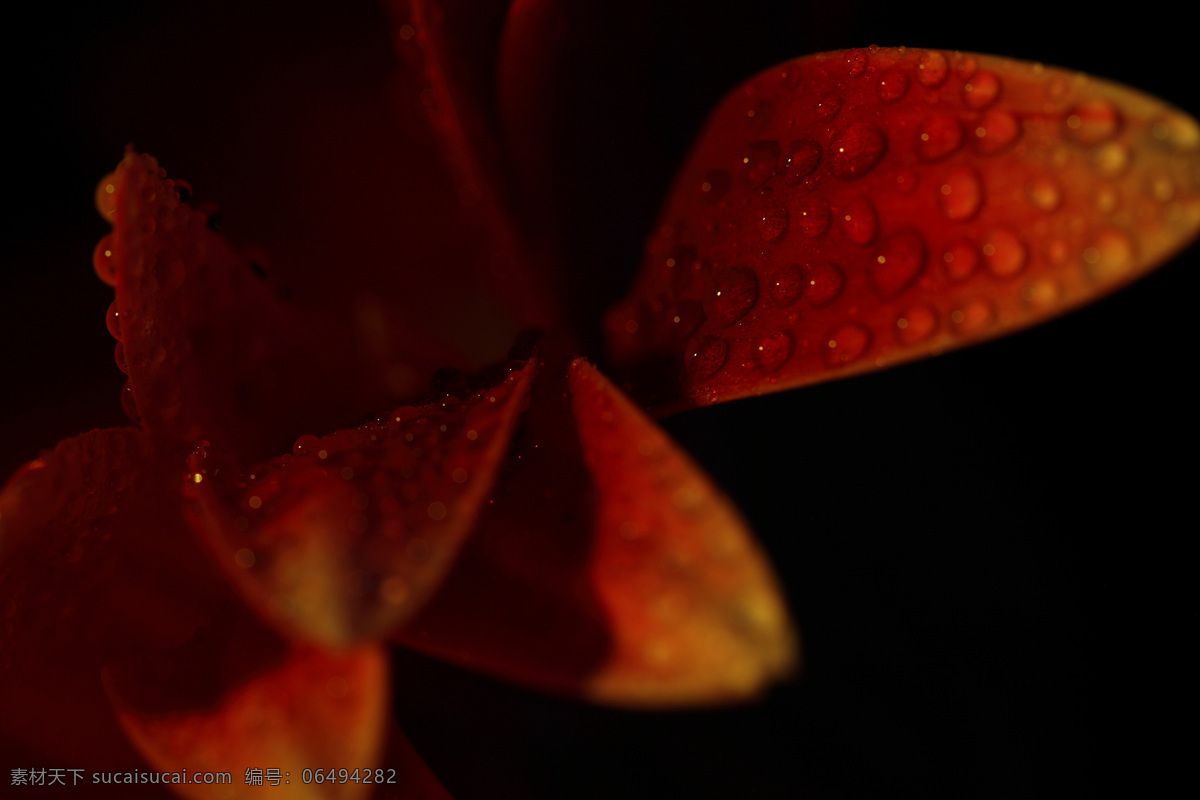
[[3, 1, 1197, 797]]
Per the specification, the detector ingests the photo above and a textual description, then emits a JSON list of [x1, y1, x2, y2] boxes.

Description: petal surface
[[0, 428, 231, 771], [606, 48, 1200, 412], [185, 359, 537, 647], [397, 352, 797, 706], [105, 634, 388, 800]]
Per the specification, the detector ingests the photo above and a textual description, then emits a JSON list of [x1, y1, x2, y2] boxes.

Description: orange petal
[[104, 633, 389, 800], [0, 428, 235, 770], [606, 48, 1200, 412], [185, 359, 537, 647], [397, 351, 797, 705]]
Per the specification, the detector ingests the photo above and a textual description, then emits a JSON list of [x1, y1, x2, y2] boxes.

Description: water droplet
[[872, 230, 927, 299], [954, 53, 979, 79], [915, 115, 965, 162], [829, 122, 887, 180], [1089, 141, 1131, 178], [707, 267, 759, 326], [973, 110, 1020, 155], [950, 299, 994, 335], [1064, 99, 1121, 146], [94, 173, 118, 222], [768, 265, 804, 307], [105, 301, 122, 340], [292, 434, 321, 456], [698, 169, 731, 204], [790, 196, 831, 237], [784, 138, 822, 184], [1026, 177, 1062, 211], [839, 197, 878, 245], [92, 235, 117, 286], [757, 205, 789, 242], [917, 50, 949, 88], [938, 167, 984, 221], [815, 92, 843, 121], [742, 140, 781, 188], [802, 261, 846, 308], [114, 341, 129, 375], [684, 335, 729, 381], [120, 380, 140, 424], [1082, 228, 1136, 283], [1094, 185, 1120, 213], [961, 70, 1000, 109], [1150, 112, 1200, 151], [755, 331, 794, 372], [846, 50, 868, 77], [982, 228, 1027, 277], [895, 304, 938, 345], [876, 69, 908, 104], [822, 323, 871, 367], [942, 238, 980, 282], [1146, 173, 1175, 204], [1021, 278, 1060, 310]]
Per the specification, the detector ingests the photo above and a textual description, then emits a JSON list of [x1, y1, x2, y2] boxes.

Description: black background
[[2, 2, 1196, 798]]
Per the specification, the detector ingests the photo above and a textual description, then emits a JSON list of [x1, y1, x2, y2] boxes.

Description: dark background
[[3, 1, 1195, 798]]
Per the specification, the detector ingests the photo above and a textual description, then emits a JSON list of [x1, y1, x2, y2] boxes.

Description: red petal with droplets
[[606, 48, 1200, 412], [185, 359, 536, 647], [396, 351, 796, 705], [0, 428, 236, 773]]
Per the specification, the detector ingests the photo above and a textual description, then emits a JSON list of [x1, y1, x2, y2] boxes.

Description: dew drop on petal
[[982, 228, 1027, 277], [895, 304, 938, 345], [790, 196, 831, 237], [114, 341, 128, 375], [839, 197, 878, 245], [829, 122, 887, 179], [1151, 112, 1200, 151], [784, 138, 822, 184], [1022, 277, 1061, 310], [822, 323, 871, 367], [742, 140, 781, 188], [915, 115, 965, 162], [973, 110, 1020, 155], [1082, 228, 1137, 283], [917, 50, 949, 88], [94, 173, 118, 222], [768, 264, 805, 307], [755, 331, 795, 372], [872, 229, 927, 299], [802, 261, 846, 308], [815, 92, 843, 121], [846, 49, 868, 77], [1089, 141, 1131, 178], [757, 205, 789, 242], [92, 235, 117, 286], [105, 301, 122, 340], [938, 167, 984, 221], [120, 380, 140, 424], [943, 238, 981, 282], [707, 267, 759, 326], [699, 169, 732, 204], [962, 70, 1001, 109], [876, 68, 909, 104], [292, 434, 321, 456], [950, 299, 995, 336], [1064, 99, 1121, 146], [684, 335, 730, 381], [1026, 176, 1062, 211]]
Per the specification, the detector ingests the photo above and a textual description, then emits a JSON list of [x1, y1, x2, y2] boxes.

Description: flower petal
[[104, 632, 389, 800], [606, 48, 1200, 412], [0, 428, 232, 769], [104, 150, 415, 463], [396, 352, 797, 705], [185, 358, 537, 647]]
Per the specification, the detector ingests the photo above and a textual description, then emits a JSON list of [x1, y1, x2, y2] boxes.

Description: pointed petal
[[606, 48, 1200, 412], [104, 150, 411, 463], [0, 428, 234, 768], [104, 632, 388, 800], [396, 351, 797, 706], [185, 359, 537, 647]]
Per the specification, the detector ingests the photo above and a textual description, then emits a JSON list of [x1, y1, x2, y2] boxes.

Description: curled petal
[[397, 352, 797, 706], [186, 359, 537, 647], [606, 48, 1200, 412]]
